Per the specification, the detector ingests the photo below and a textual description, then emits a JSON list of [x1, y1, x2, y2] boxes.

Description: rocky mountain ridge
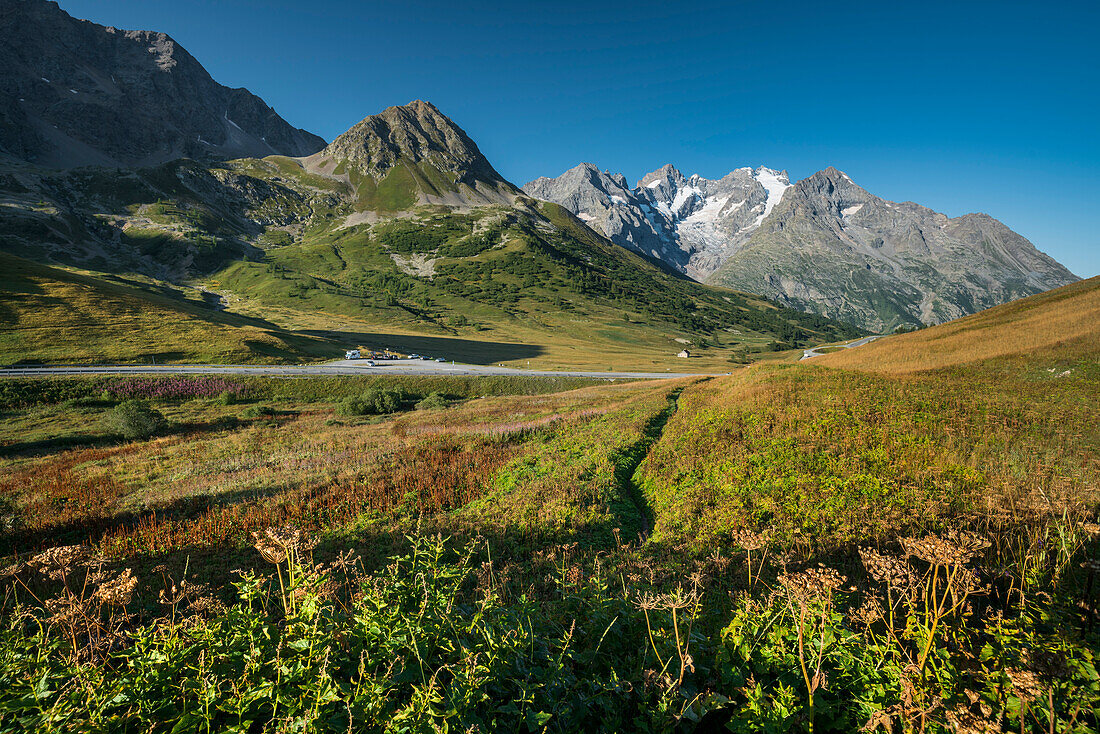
[[0, 0, 325, 167], [525, 162, 1079, 331], [524, 162, 790, 279]]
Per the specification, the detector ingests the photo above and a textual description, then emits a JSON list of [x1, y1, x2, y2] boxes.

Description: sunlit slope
[[0, 252, 330, 364], [814, 276, 1100, 373]]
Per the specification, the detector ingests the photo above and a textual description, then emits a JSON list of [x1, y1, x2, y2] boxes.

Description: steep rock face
[[0, 0, 325, 167], [308, 100, 519, 209], [706, 168, 1079, 332], [524, 163, 789, 279]]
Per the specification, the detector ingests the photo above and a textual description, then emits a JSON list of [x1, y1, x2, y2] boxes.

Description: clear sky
[[62, 0, 1099, 277]]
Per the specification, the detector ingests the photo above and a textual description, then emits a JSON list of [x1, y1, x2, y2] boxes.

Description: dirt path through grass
[[612, 386, 685, 540]]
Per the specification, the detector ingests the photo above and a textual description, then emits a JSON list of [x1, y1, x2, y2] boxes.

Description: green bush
[[335, 387, 406, 416], [213, 390, 239, 406], [101, 400, 166, 439], [414, 391, 450, 410], [240, 405, 275, 419]]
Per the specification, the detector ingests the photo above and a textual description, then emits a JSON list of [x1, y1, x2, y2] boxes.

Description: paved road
[[0, 358, 705, 380], [800, 335, 882, 360]]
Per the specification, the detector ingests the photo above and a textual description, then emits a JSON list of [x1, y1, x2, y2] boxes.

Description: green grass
[[0, 252, 355, 365], [0, 157, 861, 371]]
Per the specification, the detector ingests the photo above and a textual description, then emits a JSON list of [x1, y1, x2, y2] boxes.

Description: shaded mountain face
[[526, 164, 1078, 332], [706, 167, 1080, 332], [306, 100, 519, 211], [523, 163, 789, 280], [0, 0, 325, 168]]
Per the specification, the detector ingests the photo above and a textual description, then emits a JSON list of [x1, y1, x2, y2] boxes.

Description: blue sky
[[64, 0, 1099, 277]]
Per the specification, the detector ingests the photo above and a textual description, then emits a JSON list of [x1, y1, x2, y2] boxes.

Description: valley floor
[[0, 284, 1097, 732]]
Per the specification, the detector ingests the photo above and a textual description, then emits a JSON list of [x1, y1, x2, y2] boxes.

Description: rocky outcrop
[[0, 0, 325, 167]]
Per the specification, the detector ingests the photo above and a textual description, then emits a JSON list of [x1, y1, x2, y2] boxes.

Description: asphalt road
[[0, 358, 705, 380], [800, 335, 882, 360]]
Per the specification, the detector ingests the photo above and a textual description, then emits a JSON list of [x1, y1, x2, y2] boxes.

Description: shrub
[[241, 405, 275, 419], [101, 400, 166, 439], [214, 390, 240, 406], [335, 387, 405, 416], [415, 391, 450, 410]]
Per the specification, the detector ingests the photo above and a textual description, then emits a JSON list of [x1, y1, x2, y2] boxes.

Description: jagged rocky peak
[[318, 100, 508, 186], [524, 162, 635, 211], [526, 159, 1078, 331], [523, 162, 794, 279], [0, 0, 326, 167], [309, 100, 519, 210]]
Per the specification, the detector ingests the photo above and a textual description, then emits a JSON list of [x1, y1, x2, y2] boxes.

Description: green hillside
[[0, 251, 334, 364], [0, 154, 859, 368]]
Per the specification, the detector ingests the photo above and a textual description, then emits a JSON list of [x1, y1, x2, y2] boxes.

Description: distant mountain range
[[525, 164, 1078, 332], [0, 0, 325, 167]]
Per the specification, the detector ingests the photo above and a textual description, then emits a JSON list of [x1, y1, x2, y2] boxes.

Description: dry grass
[[816, 276, 1100, 373], [0, 379, 672, 559]]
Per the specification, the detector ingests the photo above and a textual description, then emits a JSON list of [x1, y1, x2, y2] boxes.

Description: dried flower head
[[93, 568, 137, 606], [901, 534, 985, 566], [1023, 647, 1070, 680], [251, 525, 316, 564], [1077, 522, 1100, 537], [730, 528, 768, 552], [850, 595, 885, 628], [778, 565, 847, 603], [0, 562, 24, 579], [1005, 668, 1044, 703], [29, 545, 93, 580], [944, 705, 998, 734], [859, 547, 916, 586]]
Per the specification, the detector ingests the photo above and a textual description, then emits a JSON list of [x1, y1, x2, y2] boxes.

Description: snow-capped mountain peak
[[524, 162, 795, 279]]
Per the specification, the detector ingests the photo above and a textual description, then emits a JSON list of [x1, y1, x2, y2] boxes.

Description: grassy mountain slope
[[0, 102, 862, 368], [0, 251, 332, 364], [814, 275, 1100, 373]]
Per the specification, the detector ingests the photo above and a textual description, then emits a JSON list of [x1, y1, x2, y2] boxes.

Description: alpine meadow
[[1, 1, 1098, 732]]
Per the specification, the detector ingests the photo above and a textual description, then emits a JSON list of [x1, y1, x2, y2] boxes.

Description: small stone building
[[677, 349, 690, 358]]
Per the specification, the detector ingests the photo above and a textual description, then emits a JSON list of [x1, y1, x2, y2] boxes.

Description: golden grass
[[0, 252, 326, 364], [816, 276, 1100, 374]]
